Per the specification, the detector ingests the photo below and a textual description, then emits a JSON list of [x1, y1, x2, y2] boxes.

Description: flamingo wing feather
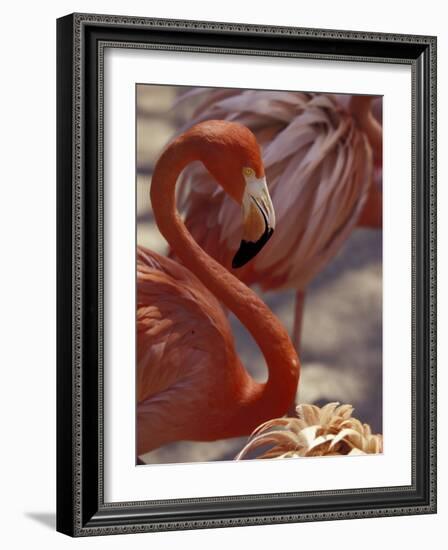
[[137, 247, 247, 453]]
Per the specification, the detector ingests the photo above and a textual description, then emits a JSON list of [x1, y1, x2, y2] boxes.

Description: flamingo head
[[187, 120, 276, 268]]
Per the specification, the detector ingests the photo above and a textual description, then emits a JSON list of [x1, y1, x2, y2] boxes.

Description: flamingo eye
[[242, 167, 256, 178]]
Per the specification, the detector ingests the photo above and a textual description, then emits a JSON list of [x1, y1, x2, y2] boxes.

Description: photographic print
[[57, 14, 436, 535], [136, 85, 383, 466]]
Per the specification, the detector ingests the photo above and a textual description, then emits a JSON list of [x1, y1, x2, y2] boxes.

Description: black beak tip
[[232, 227, 274, 269]]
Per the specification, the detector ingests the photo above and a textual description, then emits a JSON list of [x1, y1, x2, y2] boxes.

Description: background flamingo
[[174, 90, 382, 350], [137, 120, 300, 459]]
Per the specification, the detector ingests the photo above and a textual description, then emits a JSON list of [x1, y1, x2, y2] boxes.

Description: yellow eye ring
[[242, 167, 255, 178]]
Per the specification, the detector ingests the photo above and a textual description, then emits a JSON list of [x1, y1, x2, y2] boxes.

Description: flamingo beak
[[232, 177, 275, 269]]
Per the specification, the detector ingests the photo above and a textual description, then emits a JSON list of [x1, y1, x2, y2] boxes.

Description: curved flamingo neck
[[150, 133, 300, 432]]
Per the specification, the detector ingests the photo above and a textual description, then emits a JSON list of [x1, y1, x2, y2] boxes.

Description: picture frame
[[56, 12, 437, 536]]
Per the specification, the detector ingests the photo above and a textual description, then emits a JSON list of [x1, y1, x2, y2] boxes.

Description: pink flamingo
[[175, 91, 382, 350], [137, 120, 300, 458]]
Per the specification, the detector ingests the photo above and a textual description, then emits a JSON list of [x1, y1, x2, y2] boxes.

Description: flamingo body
[[137, 247, 255, 453], [176, 91, 380, 291]]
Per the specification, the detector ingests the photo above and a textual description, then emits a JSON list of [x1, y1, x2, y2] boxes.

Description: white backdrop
[[0, 1, 445, 549]]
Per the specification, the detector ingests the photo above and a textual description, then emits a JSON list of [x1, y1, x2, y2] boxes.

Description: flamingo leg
[[287, 290, 306, 416]]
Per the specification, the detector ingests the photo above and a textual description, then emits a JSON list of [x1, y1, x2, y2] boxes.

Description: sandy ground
[[136, 85, 382, 465]]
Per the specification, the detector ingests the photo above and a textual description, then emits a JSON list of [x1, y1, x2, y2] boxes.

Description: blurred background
[[137, 85, 382, 465]]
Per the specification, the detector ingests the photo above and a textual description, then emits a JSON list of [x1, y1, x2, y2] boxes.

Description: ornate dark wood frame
[[56, 13, 437, 537]]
